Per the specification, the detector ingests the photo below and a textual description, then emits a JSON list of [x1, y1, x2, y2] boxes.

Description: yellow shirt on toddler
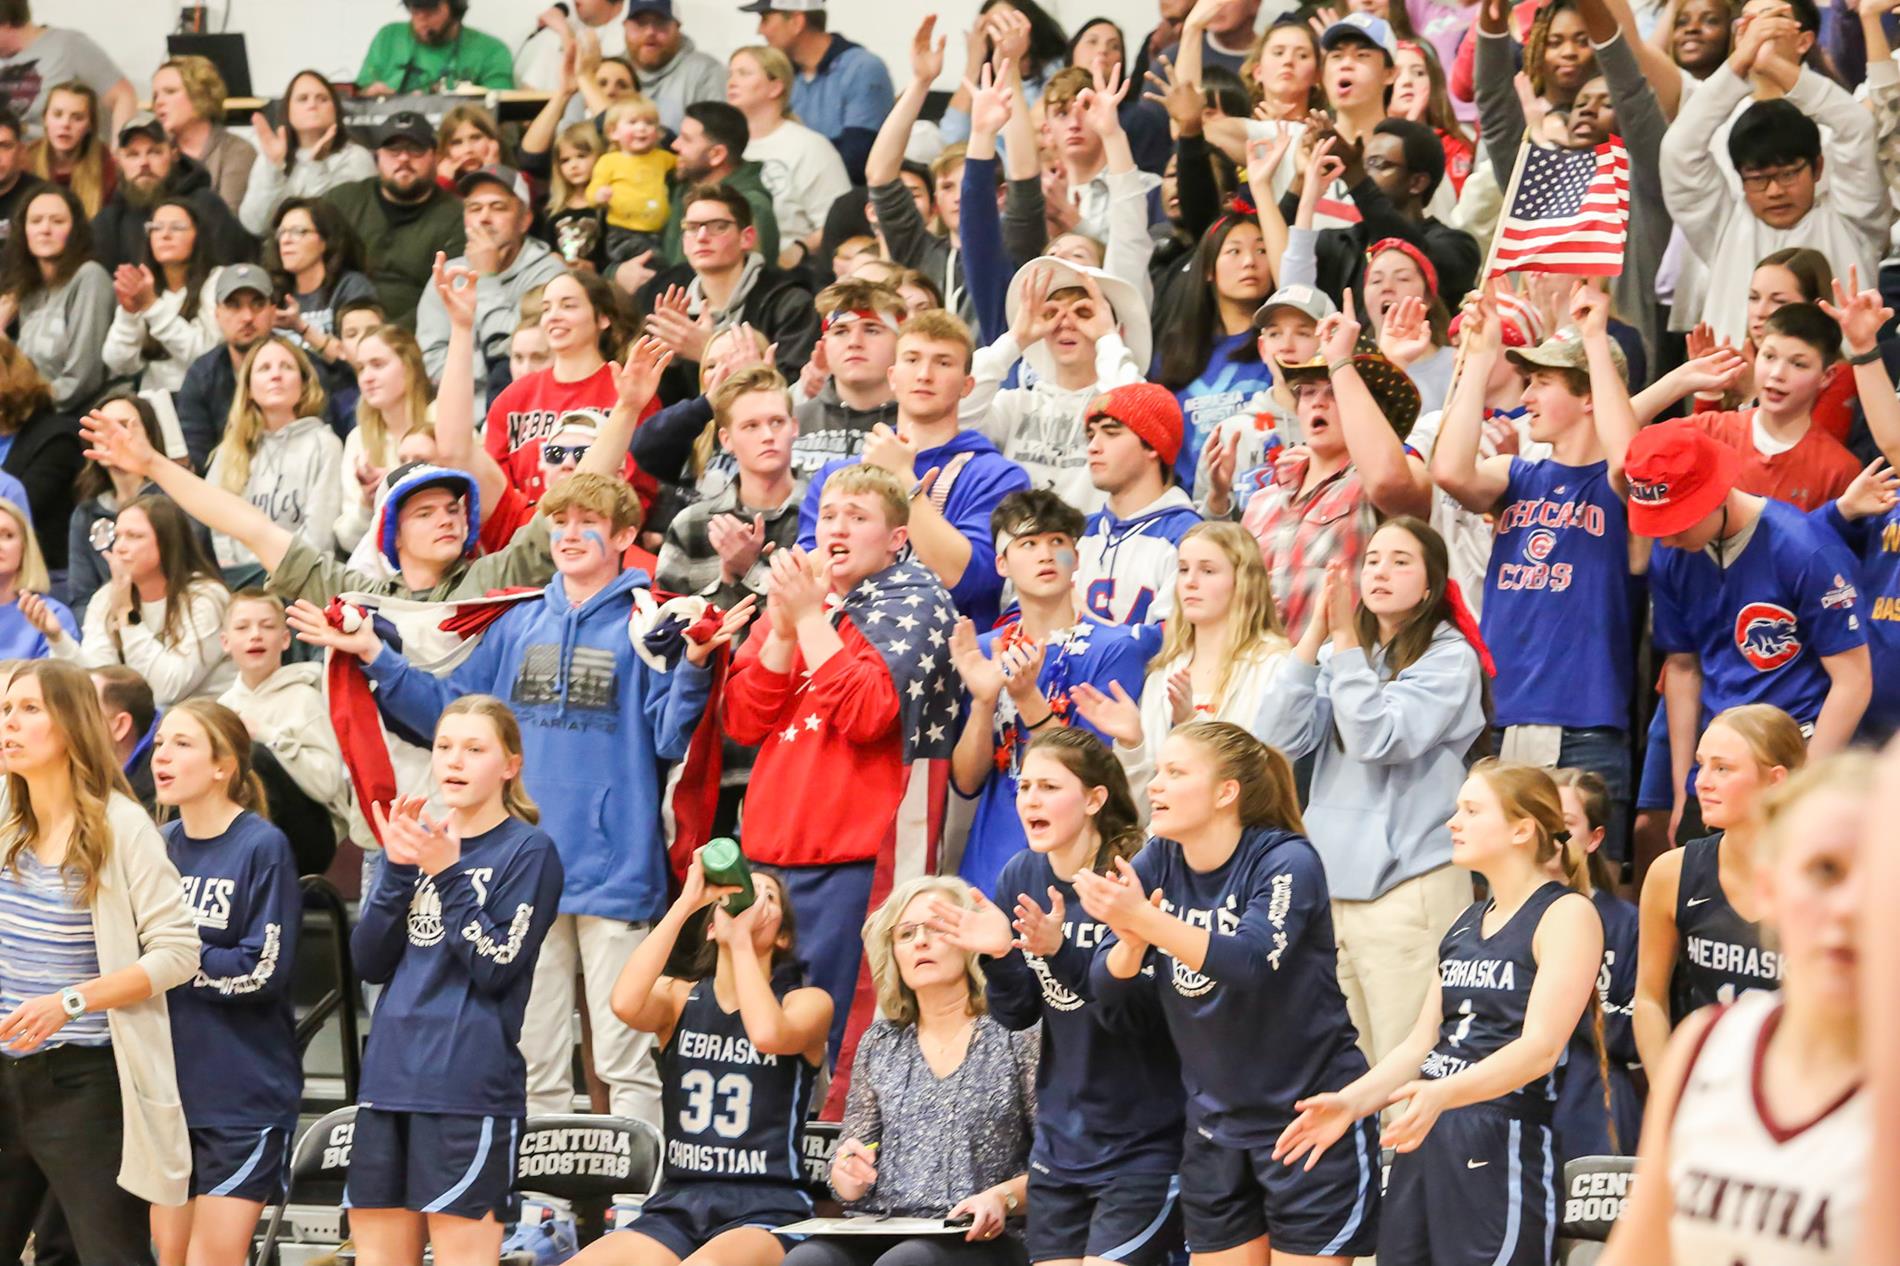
[[586, 149, 676, 233]]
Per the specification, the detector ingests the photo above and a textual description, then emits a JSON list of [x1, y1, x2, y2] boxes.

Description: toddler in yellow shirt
[[587, 96, 674, 262]]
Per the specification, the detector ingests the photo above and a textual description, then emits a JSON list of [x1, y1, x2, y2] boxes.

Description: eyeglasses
[[681, 218, 738, 238], [542, 442, 592, 465], [893, 921, 936, 945], [1363, 155, 1403, 175], [146, 220, 193, 237], [1292, 381, 1337, 404], [275, 225, 318, 239], [1738, 162, 1810, 193]]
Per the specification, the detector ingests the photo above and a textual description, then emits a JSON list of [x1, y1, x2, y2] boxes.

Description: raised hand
[[1070, 856, 1156, 937], [1012, 887, 1066, 956], [1568, 281, 1611, 341], [949, 616, 1007, 702], [80, 407, 159, 478], [1837, 457, 1900, 521], [928, 887, 1014, 957], [1165, 665, 1195, 726], [1247, 124, 1294, 181], [610, 334, 676, 414], [1072, 272, 1117, 343], [998, 637, 1047, 706], [285, 597, 381, 661], [1080, 61, 1131, 137], [376, 800, 462, 876], [767, 545, 827, 622], [431, 252, 481, 330], [1008, 263, 1056, 350], [1142, 54, 1203, 135], [1377, 294, 1434, 367], [860, 422, 918, 477], [1202, 427, 1241, 510], [1457, 287, 1502, 360], [965, 59, 1015, 138], [1673, 346, 1750, 397], [987, 7, 1032, 66], [1315, 293, 1361, 365], [1818, 269, 1893, 357], [1069, 680, 1143, 747], [684, 594, 757, 666], [910, 13, 946, 85], [1684, 321, 1720, 364], [643, 287, 713, 362], [251, 112, 290, 166]]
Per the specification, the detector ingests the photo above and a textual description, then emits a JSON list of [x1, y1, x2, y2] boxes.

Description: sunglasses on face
[[542, 442, 592, 465]]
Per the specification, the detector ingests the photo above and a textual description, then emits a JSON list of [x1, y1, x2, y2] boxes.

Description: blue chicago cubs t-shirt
[[1813, 501, 1900, 734], [1651, 498, 1866, 724], [1172, 331, 1276, 492], [1482, 457, 1634, 731]]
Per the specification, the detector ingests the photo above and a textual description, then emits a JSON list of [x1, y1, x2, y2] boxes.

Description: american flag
[[1490, 137, 1630, 277]]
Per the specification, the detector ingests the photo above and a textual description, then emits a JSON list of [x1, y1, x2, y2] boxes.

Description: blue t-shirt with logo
[[1482, 457, 1635, 730], [1172, 332, 1275, 492], [1651, 498, 1866, 724]]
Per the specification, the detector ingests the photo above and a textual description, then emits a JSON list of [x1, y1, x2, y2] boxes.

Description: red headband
[[822, 308, 900, 334], [1366, 237, 1440, 299]]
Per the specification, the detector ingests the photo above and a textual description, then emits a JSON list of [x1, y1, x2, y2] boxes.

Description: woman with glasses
[[102, 197, 222, 394], [266, 197, 374, 386], [783, 875, 1037, 1266]]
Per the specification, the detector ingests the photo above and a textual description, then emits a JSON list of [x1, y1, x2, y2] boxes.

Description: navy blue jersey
[[1422, 881, 1574, 1121], [1483, 458, 1635, 730], [1091, 826, 1368, 1147], [659, 977, 817, 1184], [1812, 500, 1900, 733], [1670, 834, 1780, 1020], [1652, 498, 1866, 726], [352, 816, 564, 1116], [163, 811, 303, 1128], [1553, 888, 1643, 1161], [985, 849, 1184, 1182]]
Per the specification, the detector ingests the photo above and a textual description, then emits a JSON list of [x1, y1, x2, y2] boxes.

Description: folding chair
[[1556, 1154, 1636, 1266], [797, 1120, 842, 1214], [254, 1106, 358, 1266], [509, 1113, 662, 1256]]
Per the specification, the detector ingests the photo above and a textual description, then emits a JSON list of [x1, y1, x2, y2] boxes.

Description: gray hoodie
[[636, 35, 728, 133], [792, 380, 898, 477], [414, 235, 568, 392], [208, 416, 345, 572]]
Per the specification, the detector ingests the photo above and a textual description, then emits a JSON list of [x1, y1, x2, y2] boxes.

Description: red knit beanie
[[1088, 383, 1184, 468]]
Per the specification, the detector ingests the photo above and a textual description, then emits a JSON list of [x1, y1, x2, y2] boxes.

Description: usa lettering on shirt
[[1673, 1168, 1837, 1253], [1683, 935, 1781, 983], [180, 874, 235, 931]]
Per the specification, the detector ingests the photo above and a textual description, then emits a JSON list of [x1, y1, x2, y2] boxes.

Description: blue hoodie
[[359, 567, 712, 923], [798, 429, 1032, 630]]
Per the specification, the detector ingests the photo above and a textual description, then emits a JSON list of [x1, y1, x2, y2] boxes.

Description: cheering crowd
[[0, 0, 1889, 1261]]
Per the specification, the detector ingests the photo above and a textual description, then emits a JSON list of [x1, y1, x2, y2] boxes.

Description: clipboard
[[778, 1214, 976, 1236]]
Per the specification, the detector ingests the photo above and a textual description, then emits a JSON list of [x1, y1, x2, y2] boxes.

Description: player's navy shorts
[[622, 1179, 814, 1257], [1026, 1169, 1180, 1265], [344, 1108, 521, 1221], [1379, 1101, 1557, 1266], [188, 1124, 292, 1202], [1179, 1118, 1379, 1257]]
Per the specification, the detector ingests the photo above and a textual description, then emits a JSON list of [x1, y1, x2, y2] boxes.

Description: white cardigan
[[100, 274, 223, 394], [90, 792, 202, 1206], [1115, 646, 1292, 815]]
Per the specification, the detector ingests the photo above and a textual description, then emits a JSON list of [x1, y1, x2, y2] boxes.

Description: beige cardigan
[[89, 793, 201, 1206]]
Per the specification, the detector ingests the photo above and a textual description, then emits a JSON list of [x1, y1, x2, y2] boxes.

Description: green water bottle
[[700, 836, 756, 915]]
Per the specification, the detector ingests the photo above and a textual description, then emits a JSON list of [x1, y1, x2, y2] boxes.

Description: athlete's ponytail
[[1023, 727, 1144, 871], [439, 695, 540, 826], [1172, 720, 1304, 835], [168, 699, 271, 819], [1552, 767, 1618, 895]]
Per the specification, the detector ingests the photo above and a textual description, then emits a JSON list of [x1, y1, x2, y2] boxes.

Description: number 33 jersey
[[660, 977, 816, 1183]]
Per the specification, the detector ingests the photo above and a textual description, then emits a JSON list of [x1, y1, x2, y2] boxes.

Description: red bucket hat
[[1624, 421, 1740, 538]]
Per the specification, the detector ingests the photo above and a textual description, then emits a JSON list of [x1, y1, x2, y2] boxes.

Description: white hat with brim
[[1003, 257, 1152, 386]]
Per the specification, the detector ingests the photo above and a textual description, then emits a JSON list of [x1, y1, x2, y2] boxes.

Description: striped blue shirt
[[0, 849, 110, 1053]]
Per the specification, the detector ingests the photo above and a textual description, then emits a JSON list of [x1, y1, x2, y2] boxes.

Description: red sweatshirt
[[722, 618, 906, 868]]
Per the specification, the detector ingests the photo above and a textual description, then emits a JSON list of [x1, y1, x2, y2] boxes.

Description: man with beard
[[172, 265, 285, 470], [325, 111, 468, 326], [622, 0, 725, 132], [655, 101, 778, 268], [91, 111, 254, 270], [357, 0, 513, 94]]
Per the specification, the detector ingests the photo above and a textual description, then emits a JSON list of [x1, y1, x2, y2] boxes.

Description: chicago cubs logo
[[1523, 528, 1556, 563], [1734, 602, 1801, 672]]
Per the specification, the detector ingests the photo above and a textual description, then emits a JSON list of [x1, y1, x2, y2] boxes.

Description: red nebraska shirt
[[482, 364, 655, 504]]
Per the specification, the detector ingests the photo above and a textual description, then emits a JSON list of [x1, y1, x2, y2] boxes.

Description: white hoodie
[[207, 416, 344, 572], [221, 662, 366, 845]]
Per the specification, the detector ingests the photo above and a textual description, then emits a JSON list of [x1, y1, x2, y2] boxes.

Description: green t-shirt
[[356, 21, 515, 92]]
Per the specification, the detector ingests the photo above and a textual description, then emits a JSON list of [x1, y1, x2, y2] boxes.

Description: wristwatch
[[1001, 1189, 1021, 1214], [58, 986, 85, 1020]]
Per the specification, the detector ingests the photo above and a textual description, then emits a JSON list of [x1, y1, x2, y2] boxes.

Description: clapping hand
[[1377, 294, 1434, 368], [766, 545, 827, 623], [644, 286, 713, 363], [949, 617, 1007, 701], [1069, 680, 1143, 746], [1011, 887, 1067, 957], [609, 334, 676, 415], [374, 796, 462, 876], [928, 886, 1014, 958], [708, 513, 768, 584], [860, 422, 918, 477], [683, 595, 757, 667]]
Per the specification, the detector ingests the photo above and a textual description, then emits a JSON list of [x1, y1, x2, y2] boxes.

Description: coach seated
[[786, 876, 1035, 1266]]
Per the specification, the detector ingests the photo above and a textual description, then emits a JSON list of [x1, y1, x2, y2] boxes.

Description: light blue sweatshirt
[[1254, 623, 1485, 901]]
